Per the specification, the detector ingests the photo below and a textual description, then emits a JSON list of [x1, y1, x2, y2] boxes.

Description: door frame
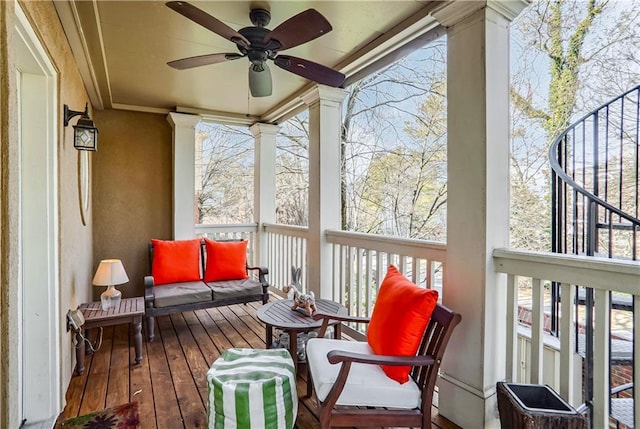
[[15, 2, 61, 424]]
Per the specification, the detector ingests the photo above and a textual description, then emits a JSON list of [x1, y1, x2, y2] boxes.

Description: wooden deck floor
[[60, 299, 460, 429]]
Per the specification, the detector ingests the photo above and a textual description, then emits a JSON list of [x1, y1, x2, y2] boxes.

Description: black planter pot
[[496, 382, 587, 429]]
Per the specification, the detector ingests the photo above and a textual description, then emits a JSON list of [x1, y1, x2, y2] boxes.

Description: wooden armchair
[[306, 303, 461, 429]]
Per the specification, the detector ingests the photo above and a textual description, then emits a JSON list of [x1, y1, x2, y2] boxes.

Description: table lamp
[[92, 259, 129, 311]]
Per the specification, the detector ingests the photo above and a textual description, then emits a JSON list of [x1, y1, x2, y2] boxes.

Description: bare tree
[[509, 0, 640, 250], [276, 113, 309, 226], [195, 122, 254, 224]]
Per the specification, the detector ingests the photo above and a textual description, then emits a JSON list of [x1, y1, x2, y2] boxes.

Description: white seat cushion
[[306, 338, 421, 409]]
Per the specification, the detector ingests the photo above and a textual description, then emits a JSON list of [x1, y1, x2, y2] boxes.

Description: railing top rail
[[326, 229, 447, 261], [262, 223, 310, 237], [195, 223, 259, 233], [493, 248, 640, 293], [548, 84, 640, 226]]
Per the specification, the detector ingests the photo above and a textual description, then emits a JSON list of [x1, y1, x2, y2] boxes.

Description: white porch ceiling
[[55, 0, 441, 123]]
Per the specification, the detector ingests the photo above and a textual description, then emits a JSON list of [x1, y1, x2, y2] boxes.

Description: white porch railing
[[325, 230, 445, 323], [262, 224, 446, 332], [494, 248, 640, 428], [195, 223, 258, 265], [198, 223, 640, 427], [263, 223, 309, 289]]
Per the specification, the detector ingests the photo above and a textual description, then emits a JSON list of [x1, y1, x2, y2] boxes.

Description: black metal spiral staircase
[[549, 84, 640, 427]]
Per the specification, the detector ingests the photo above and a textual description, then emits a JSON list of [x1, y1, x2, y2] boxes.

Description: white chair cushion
[[306, 338, 421, 409]]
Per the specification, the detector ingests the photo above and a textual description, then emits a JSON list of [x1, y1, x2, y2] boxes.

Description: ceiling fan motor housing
[[249, 8, 271, 27], [238, 25, 274, 70]]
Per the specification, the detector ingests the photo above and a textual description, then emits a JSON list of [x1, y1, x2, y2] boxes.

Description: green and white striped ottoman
[[207, 348, 297, 429]]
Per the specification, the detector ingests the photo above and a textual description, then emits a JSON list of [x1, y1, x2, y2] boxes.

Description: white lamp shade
[[92, 259, 129, 286]]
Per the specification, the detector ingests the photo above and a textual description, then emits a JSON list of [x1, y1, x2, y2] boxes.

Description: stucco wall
[[1, 1, 94, 426], [92, 109, 172, 299], [0, 1, 19, 426]]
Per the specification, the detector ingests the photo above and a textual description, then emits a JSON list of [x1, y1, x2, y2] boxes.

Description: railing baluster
[[559, 282, 576, 405], [339, 244, 345, 306], [356, 247, 363, 318], [375, 251, 383, 300], [592, 288, 610, 428], [411, 256, 418, 285], [531, 278, 544, 384], [366, 249, 372, 316], [634, 88, 639, 260], [506, 274, 518, 382], [619, 96, 625, 224]]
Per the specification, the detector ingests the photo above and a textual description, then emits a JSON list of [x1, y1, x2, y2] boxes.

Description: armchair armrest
[[312, 312, 370, 338], [312, 312, 370, 324], [144, 275, 155, 305], [247, 265, 269, 286], [318, 349, 436, 409], [327, 350, 436, 367]]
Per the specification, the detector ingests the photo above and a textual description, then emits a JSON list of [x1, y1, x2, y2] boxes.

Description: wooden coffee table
[[256, 298, 347, 372], [75, 297, 144, 375]]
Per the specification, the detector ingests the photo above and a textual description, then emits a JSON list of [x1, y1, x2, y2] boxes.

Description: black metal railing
[[549, 84, 640, 426]]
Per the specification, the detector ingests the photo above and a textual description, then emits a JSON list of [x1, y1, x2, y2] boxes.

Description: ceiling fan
[[166, 1, 346, 97]]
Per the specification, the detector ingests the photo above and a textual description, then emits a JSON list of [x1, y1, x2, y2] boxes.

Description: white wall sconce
[[63, 103, 98, 151]]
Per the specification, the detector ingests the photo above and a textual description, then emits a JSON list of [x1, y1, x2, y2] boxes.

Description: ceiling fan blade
[[264, 9, 332, 51], [166, 1, 250, 48], [249, 64, 273, 97], [274, 55, 345, 87], [167, 53, 242, 70]]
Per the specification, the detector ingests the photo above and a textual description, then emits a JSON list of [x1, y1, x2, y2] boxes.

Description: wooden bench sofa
[[144, 238, 269, 341]]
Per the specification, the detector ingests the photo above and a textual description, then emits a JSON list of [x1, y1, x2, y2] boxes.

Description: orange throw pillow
[[204, 239, 249, 282], [151, 239, 201, 285], [367, 265, 439, 383]]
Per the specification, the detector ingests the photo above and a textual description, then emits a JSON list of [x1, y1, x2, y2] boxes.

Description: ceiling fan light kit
[[166, 1, 345, 97]]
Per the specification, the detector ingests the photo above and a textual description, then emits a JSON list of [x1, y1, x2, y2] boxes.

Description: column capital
[[433, 0, 528, 27], [167, 112, 200, 129], [300, 85, 349, 106], [250, 122, 280, 138]]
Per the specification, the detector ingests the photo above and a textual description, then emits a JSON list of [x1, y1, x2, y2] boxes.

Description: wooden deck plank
[[59, 347, 93, 419], [130, 322, 156, 429], [182, 312, 221, 367], [204, 307, 251, 348], [157, 315, 207, 428], [61, 300, 460, 429], [106, 324, 130, 407], [147, 318, 183, 429], [193, 309, 234, 353], [169, 313, 212, 405], [216, 305, 265, 349], [78, 326, 114, 415]]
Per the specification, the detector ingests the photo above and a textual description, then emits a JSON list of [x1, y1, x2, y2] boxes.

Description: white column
[[251, 122, 279, 268], [167, 112, 200, 239], [301, 85, 348, 299], [433, 2, 526, 428]]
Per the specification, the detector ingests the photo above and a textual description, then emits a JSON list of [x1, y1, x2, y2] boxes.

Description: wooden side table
[[75, 297, 144, 375], [256, 298, 347, 372]]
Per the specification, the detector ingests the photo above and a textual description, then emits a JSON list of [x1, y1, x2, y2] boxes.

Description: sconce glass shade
[[64, 104, 99, 151], [73, 117, 98, 151], [93, 259, 129, 311]]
